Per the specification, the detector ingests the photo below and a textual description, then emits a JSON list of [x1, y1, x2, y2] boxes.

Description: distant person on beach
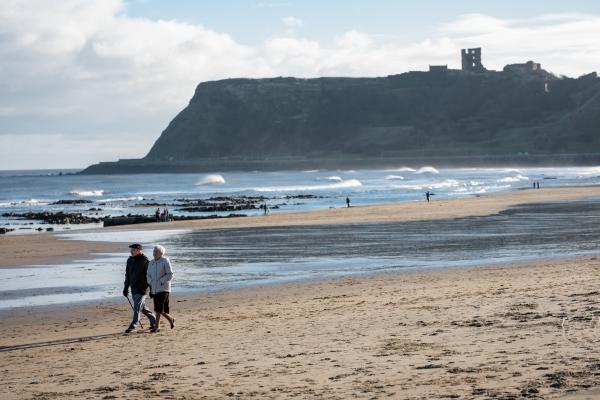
[[536, 182, 540, 189], [346, 197, 351, 208], [123, 243, 156, 333], [262, 202, 270, 215], [162, 208, 169, 222], [155, 208, 161, 222], [147, 245, 175, 333], [533, 182, 536, 189], [425, 191, 432, 202]]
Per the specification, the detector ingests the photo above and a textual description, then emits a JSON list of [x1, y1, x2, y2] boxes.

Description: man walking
[[123, 243, 156, 333]]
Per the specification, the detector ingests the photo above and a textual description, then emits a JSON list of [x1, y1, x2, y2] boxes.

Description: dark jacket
[[124, 254, 150, 295]]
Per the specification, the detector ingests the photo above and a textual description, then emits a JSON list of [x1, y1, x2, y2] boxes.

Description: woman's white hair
[[153, 245, 166, 255]]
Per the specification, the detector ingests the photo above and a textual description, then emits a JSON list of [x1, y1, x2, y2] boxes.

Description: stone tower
[[461, 48, 485, 72]]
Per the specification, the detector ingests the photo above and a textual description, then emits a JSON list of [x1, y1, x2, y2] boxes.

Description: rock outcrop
[[82, 63, 600, 173]]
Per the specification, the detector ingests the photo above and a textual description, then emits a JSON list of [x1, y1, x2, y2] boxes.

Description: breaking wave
[[415, 166, 440, 174], [22, 198, 40, 204], [579, 166, 600, 175], [103, 196, 144, 202], [254, 179, 362, 192], [497, 175, 529, 183], [392, 179, 460, 190], [325, 176, 343, 182], [69, 190, 105, 197], [387, 166, 416, 172], [384, 175, 404, 180], [197, 174, 226, 185]]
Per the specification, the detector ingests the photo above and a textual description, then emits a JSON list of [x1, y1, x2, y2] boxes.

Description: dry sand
[[3, 186, 600, 398], [2, 257, 600, 399], [3, 186, 600, 268]]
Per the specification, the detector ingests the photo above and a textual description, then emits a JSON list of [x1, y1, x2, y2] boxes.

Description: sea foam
[[255, 179, 362, 192], [497, 175, 529, 183], [384, 175, 404, 180], [69, 190, 105, 197], [393, 179, 460, 190]]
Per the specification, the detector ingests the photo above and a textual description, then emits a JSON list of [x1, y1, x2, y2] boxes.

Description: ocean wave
[[103, 196, 144, 202], [415, 166, 439, 174], [21, 198, 46, 204], [254, 179, 362, 192], [384, 175, 404, 180], [69, 190, 105, 197], [302, 169, 319, 173], [497, 175, 529, 183], [324, 176, 343, 182], [197, 174, 226, 185], [392, 179, 460, 190], [387, 166, 416, 172], [579, 166, 600, 175]]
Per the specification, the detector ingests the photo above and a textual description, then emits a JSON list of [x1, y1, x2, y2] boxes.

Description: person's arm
[[146, 261, 153, 297], [159, 258, 174, 284], [123, 259, 130, 296]]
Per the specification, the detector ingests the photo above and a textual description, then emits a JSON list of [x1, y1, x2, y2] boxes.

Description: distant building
[[461, 48, 486, 72], [503, 61, 541, 74], [429, 65, 448, 73]]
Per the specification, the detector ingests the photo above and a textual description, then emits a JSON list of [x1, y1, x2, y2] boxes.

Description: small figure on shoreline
[[262, 202, 270, 215], [536, 181, 540, 189], [155, 207, 161, 222], [426, 191, 434, 202], [346, 197, 351, 208]]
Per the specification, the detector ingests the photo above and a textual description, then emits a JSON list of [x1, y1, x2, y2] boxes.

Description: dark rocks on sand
[[0, 227, 15, 234], [50, 199, 94, 205], [2, 211, 102, 225]]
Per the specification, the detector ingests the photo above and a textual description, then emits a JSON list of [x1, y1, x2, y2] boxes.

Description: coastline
[[3, 185, 600, 268], [3, 256, 600, 399]]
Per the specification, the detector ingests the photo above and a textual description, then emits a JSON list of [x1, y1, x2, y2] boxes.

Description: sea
[[2, 165, 600, 309]]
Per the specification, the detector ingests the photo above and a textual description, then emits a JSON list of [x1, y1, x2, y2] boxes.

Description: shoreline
[[1, 252, 596, 316], [3, 256, 600, 398], [3, 185, 600, 268]]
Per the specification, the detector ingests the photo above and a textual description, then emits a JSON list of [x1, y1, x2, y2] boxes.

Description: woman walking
[[147, 245, 176, 333]]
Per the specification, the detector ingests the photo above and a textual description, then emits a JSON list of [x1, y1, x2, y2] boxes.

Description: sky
[[1, 0, 600, 170]]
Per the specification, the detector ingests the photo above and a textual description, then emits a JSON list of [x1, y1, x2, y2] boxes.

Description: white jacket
[[147, 256, 173, 294]]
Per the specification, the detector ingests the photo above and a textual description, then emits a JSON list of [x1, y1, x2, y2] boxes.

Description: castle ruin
[[461, 48, 486, 72]]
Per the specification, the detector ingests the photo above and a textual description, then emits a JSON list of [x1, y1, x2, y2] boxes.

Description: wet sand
[[2, 186, 600, 268], [2, 257, 600, 399]]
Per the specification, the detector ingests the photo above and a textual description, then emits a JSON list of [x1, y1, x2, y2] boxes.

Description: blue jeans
[[128, 293, 156, 329]]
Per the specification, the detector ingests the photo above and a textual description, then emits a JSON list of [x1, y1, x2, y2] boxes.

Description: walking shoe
[[150, 327, 160, 333], [125, 327, 134, 333], [170, 318, 176, 330]]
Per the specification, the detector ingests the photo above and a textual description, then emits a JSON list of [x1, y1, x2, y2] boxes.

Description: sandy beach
[[2, 186, 600, 398], [1, 256, 600, 399], [3, 186, 600, 268]]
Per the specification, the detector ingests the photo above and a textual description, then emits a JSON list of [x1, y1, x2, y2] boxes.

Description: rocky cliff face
[[143, 66, 600, 162]]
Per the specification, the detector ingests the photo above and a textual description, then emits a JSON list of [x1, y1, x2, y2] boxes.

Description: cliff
[[82, 66, 600, 174]]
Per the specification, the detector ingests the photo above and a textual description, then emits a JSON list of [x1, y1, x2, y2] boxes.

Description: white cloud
[[282, 16, 303, 29], [0, 2, 599, 169]]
